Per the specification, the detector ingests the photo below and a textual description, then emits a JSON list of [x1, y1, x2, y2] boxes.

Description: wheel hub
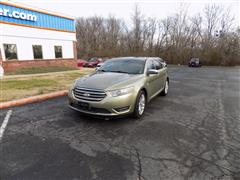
[[138, 94, 145, 115]]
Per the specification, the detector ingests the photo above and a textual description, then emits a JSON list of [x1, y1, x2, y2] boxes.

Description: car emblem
[[83, 93, 90, 97]]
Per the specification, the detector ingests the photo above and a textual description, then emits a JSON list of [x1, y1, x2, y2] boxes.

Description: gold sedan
[[68, 57, 169, 119]]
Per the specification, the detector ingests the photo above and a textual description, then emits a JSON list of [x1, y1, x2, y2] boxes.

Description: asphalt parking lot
[[0, 66, 240, 180]]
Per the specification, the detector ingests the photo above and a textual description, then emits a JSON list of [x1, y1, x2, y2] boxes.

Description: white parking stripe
[[180, 77, 226, 82], [0, 110, 12, 141], [171, 80, 180, 83]]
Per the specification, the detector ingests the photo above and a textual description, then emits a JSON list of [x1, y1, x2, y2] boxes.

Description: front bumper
[[68, 90, 136, 116]]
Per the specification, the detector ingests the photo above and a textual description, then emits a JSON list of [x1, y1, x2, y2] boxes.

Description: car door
[[145, 59, 159, 98], [154, 59, 167, 90]]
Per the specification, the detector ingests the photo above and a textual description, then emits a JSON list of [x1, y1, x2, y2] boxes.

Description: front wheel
[[133, 90, 146, 119], [160, 80, 169, 96]]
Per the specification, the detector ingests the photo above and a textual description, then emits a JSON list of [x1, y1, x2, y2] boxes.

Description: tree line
[[76, 4, 240, 66]]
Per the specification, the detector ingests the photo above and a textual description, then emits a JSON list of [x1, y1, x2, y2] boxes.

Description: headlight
[[70, 80, 77, 90], [108, 87, 134, 97]]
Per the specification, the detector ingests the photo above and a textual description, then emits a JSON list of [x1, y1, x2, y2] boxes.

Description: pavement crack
[[133, 147, 146, 180], [135, 148, 142, 180]]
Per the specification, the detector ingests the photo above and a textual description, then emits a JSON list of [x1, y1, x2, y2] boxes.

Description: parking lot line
[[180, 77, 226, 82], [0, 110, 12, 141], [170, 80, 180, 83]]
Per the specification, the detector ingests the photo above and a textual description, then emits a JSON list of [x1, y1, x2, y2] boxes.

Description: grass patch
[[2, 79, 57, 90], [6, 66, 79, 75], [0, 69, 94, 102]]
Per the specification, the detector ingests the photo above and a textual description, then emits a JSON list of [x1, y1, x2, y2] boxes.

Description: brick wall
[[2, 59, 77, 72]]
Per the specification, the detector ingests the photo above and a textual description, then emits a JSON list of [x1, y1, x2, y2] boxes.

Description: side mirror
[[147, 69, 158, 75], [156, 65, 161, 70]]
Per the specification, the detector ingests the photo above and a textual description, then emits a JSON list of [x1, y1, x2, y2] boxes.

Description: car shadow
[[68, 108, 137, 125]]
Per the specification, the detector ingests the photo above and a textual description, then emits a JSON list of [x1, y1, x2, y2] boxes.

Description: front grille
[[73, 87, 106, 102]]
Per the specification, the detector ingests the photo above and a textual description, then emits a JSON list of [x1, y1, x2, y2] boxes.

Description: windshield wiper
[[108, 70, 129, 74]]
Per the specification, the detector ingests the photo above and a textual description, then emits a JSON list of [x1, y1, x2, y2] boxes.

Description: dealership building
[[0, 1, 77, 72]]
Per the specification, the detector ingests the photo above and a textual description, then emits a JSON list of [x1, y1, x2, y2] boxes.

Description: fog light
[[114, 106, 130, 112]]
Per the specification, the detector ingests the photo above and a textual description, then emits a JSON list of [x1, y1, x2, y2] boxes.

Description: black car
[[189, 58, 201, 67]]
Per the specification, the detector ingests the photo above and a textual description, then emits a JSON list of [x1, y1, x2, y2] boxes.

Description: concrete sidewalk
[[3, 68, 93, 80]]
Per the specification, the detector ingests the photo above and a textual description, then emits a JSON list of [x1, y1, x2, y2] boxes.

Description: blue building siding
[[0, 3, 75, 32]]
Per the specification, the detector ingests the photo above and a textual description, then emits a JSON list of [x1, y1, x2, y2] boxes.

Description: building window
[[33, 45, 43, 59], [54, 46, 62, 58], [3, 44, 18, 60]]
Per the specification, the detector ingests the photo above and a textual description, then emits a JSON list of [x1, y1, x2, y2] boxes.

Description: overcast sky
[[13, 0, 239, 26]]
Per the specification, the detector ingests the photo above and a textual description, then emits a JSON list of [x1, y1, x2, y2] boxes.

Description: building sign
[[0, 7, 37, 21], [0, 2, 75, 32]]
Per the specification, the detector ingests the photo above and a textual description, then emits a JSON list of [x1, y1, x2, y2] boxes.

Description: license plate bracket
[[77, 101, 90, 110]]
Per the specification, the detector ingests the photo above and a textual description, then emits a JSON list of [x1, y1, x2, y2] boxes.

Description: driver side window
[[147, 60, 156, 70], [153, 59, 162, 70]]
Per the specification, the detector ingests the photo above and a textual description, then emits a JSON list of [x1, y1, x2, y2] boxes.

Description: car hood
[[75, 72, 143, 90]]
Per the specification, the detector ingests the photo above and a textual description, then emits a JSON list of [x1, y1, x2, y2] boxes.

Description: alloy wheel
[[138, 93, 146, 115]]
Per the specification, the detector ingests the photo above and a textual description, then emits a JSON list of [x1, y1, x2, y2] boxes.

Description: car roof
[[108, 57, 163, 61]]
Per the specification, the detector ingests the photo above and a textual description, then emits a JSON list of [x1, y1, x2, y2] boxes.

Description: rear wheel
[[133, 90, 146, 119], [160, 80, 169, 96]]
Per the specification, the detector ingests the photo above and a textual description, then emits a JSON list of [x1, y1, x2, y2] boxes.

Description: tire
[[133, 90, 146, 119], [160, 79, 169, 96]]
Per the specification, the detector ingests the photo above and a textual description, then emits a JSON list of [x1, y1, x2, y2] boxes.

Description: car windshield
[[191, 58, 199, 63], [98, 58, 145, 74]]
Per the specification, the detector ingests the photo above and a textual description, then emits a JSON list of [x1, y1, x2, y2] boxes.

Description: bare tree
[[75, 4, 239, 66], [204, 4, 222, 38]]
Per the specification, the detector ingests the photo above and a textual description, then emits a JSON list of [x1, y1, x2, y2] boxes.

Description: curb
[[0, 90, 68, 109]]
